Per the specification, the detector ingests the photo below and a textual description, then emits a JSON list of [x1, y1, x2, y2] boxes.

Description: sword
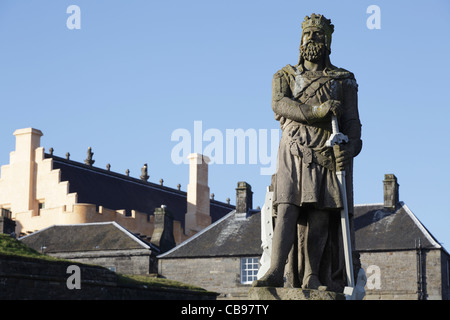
[[326, 114, 355, 298]]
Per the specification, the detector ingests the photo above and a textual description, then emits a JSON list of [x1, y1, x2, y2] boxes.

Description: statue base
[[248, 287, 346, 300]]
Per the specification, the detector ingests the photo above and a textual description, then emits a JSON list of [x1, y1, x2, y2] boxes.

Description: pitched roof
[[158, 201, 445, 259], [19, 222, 157, 253], [158, 210, 263, 259], [353, 202, 442, 251], [47, 154, 235, 230]]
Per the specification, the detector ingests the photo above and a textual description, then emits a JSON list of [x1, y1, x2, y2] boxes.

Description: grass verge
[[1, 234, 213, 293], [117, 274, 210, 292]]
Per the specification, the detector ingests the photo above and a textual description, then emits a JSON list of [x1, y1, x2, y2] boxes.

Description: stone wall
[[0, 254, 216, 300], [159, 256, 254, 299], [440, 250, 450, 300], [159, 250, 449, 300], [52, 249, 157, 275], [360, 249, 445, 300]]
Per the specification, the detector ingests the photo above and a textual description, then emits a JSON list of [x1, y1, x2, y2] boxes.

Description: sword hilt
[[326, 115, 348, 147]]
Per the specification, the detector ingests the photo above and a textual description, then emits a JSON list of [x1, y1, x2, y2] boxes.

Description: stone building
[[158, 176, 450, 300], [355, 175, 450, 300], [0, 208, 15, 236], [2, 127, 448, 300], [158, 182, 261, 299], [0, 128, 234, 247], [20, 221, 159, 274]]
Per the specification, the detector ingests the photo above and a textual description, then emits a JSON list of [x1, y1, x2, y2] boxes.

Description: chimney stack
[[11, 128, 43, 216], [236, 181, 253, 214], [184, 153, 211, 236], [150, 205, 176, 253], [383, 174, 399, 211]]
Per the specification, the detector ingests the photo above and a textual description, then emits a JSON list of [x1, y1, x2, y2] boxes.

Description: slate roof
[[158, 201, 445, 259], [19, 222, 158, 253], [47, 154, 235, 230], [353, 202, 442, 251], [158, 210, 263, 259]]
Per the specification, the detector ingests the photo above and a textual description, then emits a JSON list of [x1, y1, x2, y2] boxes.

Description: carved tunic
[[272, 64, 361, 212]]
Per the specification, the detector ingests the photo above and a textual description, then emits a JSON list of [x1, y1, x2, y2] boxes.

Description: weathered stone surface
[[257, 13, 363, 292], [0, 254, 217, 300], [248, 287, 345, 300]]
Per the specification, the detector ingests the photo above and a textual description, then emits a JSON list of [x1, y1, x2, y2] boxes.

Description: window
[[240, 257, 259, 284], [37, 201, 45, 215], [1, 208, 12, 219]]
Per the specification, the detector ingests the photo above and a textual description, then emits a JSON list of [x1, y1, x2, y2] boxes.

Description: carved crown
[[301, 13, 334, 36]]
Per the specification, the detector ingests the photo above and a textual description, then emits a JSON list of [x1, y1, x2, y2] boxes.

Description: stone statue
[[253, 14, 362, 293]]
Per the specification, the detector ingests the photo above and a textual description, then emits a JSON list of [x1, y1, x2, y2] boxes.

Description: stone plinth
[[248, 287, 346, 300]]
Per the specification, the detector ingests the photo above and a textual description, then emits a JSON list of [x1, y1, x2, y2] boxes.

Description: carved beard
[[300, 41, 326, 63]]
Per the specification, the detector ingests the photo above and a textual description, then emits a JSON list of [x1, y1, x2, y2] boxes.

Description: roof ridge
[[354, 203, 384, 207], [50, 155, 186, 196], [108, 221, 159, 251], [19, 221, 158, 251], [157, 210, 236, 258], [48, 154, 234, 208], [400, 202, 441, 249]]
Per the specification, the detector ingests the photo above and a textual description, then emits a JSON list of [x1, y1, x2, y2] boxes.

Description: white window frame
[[240, 257, 259, 284]]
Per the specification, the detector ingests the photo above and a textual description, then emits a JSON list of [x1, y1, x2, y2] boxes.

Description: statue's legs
[[253, 203, 299, 287], [302, 208, 329, 289], [253, 204, 330, 289]]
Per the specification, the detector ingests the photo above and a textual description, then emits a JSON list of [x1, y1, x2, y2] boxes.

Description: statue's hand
[[333, 144, 351, 171], [274, 113, 286, 125], [323, 100, 342, 118], [312, 100, 341, 121]]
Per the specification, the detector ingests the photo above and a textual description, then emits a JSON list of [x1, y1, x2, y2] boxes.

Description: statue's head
[[299, 14, 334, 64]]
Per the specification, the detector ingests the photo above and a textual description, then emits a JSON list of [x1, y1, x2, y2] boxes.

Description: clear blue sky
[[0, 1, 449, 250]]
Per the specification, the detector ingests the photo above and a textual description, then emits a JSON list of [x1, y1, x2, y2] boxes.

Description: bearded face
[[300, 41, 326, 62], [300, 27, 327, 63]]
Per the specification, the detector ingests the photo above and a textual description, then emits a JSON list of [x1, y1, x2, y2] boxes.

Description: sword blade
[[336, 171, 355, 297]]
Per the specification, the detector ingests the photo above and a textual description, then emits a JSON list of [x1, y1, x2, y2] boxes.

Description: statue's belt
[[289, 139, 335, 171]]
